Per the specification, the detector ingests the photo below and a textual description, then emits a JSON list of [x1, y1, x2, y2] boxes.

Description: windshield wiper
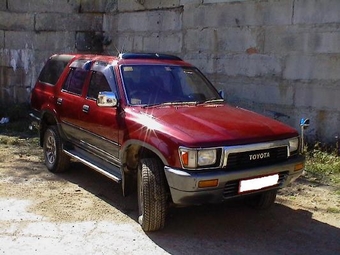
[[142, 101, 197, 108], [197, 98, 225, 105]]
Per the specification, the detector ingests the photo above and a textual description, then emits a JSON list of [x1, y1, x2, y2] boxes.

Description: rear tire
[[247, 189, 278, 210], [43, 126, 70, 173], [137, 158, 167, 231]]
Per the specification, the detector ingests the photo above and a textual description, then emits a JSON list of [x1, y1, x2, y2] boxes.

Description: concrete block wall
[[0, 0, 113, 103], [1, 0, 340, 142]]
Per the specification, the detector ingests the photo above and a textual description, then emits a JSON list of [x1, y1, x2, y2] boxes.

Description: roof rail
[[119, 53, 182, 61]]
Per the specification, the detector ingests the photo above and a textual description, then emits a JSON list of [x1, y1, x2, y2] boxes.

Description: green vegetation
[[305, 143, 340, 187], [326, 207, 340, 214]]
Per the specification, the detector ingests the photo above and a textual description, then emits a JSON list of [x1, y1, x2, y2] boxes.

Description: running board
[[63, 148, 122, 183]]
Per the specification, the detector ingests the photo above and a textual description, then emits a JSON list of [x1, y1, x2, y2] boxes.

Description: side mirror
[[97, 92, 118, 107], [300, 118, 310, 129], [300, 118, 310, 153]]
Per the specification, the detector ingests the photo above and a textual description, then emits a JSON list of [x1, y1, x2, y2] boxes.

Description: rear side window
[[38, 55, 73, 86], [62, 68, 88, 95]]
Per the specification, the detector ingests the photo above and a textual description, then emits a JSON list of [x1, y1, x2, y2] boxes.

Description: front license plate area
[[239, 174, 279, 193]]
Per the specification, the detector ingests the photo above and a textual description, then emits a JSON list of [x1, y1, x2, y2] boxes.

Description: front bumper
[[164, 155, 305, 205]]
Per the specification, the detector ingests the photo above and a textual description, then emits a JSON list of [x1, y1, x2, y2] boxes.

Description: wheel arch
[[39, 109, 59, 147], [121, 139, 169, 167], [120, 139, 170, 197]]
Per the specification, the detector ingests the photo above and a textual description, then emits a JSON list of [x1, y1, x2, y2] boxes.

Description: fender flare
[[120, 139, 170, 166]]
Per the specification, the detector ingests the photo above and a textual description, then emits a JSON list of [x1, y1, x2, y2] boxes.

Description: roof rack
[[119, 53, 182, 61]]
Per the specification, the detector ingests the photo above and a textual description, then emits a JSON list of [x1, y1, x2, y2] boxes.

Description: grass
[[305, 143, 340, 186], [326, 207, 340, 214]]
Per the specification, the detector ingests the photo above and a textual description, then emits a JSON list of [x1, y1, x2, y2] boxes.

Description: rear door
[[56, 60, 91, 143]]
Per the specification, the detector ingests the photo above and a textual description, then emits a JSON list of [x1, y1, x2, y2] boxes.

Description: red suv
[[30, 53, 305, 231]]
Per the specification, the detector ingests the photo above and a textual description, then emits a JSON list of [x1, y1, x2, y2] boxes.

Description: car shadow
[[59, 162, 340, 255]]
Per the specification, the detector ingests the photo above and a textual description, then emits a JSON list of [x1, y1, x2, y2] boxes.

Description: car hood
[[126, 103, 298, 147]]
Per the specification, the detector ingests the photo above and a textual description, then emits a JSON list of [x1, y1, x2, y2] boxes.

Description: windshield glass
[[120, 65, 221, 106]]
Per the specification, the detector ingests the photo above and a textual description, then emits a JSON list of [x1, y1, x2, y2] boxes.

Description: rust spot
[[246, 47, 259, 55]]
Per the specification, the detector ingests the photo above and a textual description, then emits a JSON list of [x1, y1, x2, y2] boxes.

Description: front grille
[[223, 172, 288, 198], [225, 146, 288, 171]]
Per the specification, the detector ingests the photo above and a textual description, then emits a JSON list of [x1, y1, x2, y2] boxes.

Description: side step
[[63, 147, 122, 183]]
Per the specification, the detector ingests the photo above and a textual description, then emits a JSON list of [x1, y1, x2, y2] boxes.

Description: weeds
[[305, 143, 340, 186]]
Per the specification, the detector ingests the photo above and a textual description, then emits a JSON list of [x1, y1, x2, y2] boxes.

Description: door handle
[[82, 105, 90, 113], [56, 98, 63, 105]]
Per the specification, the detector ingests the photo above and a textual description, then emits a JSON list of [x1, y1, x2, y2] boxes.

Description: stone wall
[[1, 0, 340, 142]]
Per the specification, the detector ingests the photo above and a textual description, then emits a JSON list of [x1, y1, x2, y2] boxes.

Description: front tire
[[43, 126, 70, 173], [137, 158, 167, 231]]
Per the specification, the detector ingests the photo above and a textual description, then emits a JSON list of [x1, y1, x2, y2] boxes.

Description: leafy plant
[[305, 143, 340, 186]]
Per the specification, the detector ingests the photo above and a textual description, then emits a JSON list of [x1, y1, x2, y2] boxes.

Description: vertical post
[[300, 118, 310, 153]]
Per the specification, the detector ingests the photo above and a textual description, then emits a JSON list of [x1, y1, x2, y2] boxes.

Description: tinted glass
[[121, 65, 220, 105], [38, 56, 73, 86], [62, 68, 88, 95], [87, 72, 111, 99]]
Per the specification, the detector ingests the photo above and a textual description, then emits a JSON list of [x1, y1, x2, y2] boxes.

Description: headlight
[[288, 137, 299, 154], [179, 148, 217, 169], [198, 150, 216, 166]]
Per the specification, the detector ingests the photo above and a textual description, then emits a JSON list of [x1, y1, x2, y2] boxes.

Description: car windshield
[[121, 65, 222, 106]]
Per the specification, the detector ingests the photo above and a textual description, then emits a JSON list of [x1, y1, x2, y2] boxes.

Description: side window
[[38, 57, 72, 86], [62, 68, 88, 95], [87, 72, 112, 100]]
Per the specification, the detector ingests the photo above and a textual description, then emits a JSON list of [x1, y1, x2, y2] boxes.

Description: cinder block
[[294, 108, 340, 143], [0, 11, 34, 30], [180, 0, 201, 5], [294, 82, 340, 111], [221, 78, 294, 106], [204, 0, 247, 3], [5, 31, 75, 51], [35, 13, 103, 31], [216, 54, 282, 77], [80, 0, 117, 13], [35, 32, 76, 51], [117, 10, 181, 32], [265, 26, 303, 54], [283, 54, 340, 80], [4, 31, 33, 49], [8, 0, 80, 13], [143, 32, 182, 53], [265, 27, 340, 54], [183, 0, 292, 29], [103, 13, 118, 32], [217, 27, 259, 53], [183, 52, 216, 74], [0, 48, 34, 74], [118, 0, 180, 12], [0, 0, 6, 10], [0, 30, 4, 48], [184, 29, 216, 51], [294, 0, 340, 24], [116, 33, 144, 52]]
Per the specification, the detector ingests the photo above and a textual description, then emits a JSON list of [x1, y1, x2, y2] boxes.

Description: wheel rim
[[137, 164, 144, 225], [45, 132, 57, 165]]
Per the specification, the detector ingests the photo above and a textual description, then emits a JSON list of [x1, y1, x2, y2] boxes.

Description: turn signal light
[[198, 179, 219, 188], [294, 163, 304, 171]]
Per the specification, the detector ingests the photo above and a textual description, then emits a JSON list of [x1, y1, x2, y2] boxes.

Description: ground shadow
[[58, 162, 340, 255]]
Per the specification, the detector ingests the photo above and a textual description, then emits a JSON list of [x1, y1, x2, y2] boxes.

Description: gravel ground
[[0, 135, 339, 255]]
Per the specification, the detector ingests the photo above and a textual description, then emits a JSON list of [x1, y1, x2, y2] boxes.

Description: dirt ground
[[0, 135, 339, 255]]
